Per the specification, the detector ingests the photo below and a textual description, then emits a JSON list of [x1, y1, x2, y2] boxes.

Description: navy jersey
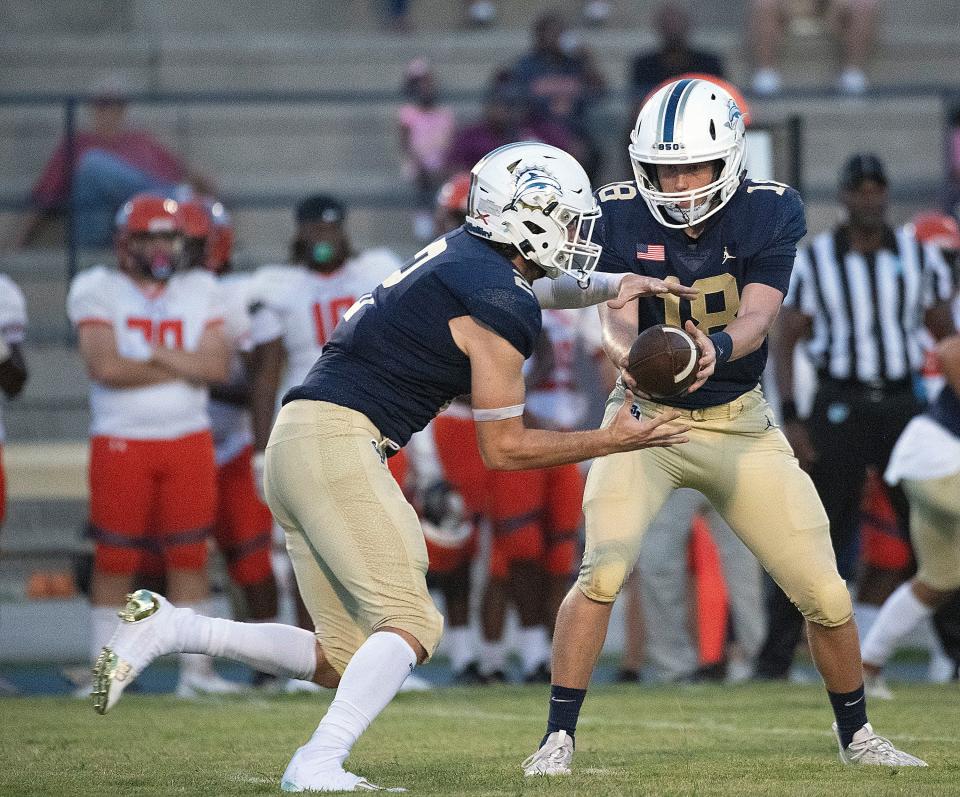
[[928, 383, 960, 439], [595, 178, 806, 408], [284, 228, 542, 447]]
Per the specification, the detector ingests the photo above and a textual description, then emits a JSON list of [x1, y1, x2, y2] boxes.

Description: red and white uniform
[[526, 308, 603, 430], [0, 274, 27, 525], [67, 266, 224, 574], [488, 308, 604, 579], [208, 271, 275, 586], [249, 249, 402, 395]]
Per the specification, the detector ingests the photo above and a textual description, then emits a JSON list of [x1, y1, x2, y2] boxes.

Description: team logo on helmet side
[[508, 166, 562, 211], [724, 98, 743, 131]]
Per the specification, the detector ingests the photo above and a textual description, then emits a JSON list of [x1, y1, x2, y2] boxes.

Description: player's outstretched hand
[[607, 390, 690, 451], [683, 320, 716, 393], [606, 274, 699, 309]]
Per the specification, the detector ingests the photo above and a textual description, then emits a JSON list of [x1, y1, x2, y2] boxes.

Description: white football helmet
[[466, 142, 601, 283], [628, 78, 746, 229]]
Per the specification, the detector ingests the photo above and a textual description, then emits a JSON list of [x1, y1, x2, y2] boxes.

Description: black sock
[[543, 685, 587, 747], [828, 684, 868, 748]]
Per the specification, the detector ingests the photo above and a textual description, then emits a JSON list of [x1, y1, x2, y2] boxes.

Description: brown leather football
[[625, 324, 701, 398]]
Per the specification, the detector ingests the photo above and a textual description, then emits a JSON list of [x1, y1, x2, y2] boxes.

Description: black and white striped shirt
[[784, 225, 954, 384]]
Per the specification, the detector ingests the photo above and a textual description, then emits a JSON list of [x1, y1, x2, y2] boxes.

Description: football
[[625, 324, 702, 398]]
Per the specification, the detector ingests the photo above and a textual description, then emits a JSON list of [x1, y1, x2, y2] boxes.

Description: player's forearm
[[150, 347, 230, 385], [87, 356, 174, 388], [720, 310, 774, 362], [479, 425, 619, 471], [535, 272, 622, 309]]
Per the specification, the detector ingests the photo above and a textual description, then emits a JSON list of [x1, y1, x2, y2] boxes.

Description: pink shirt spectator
[[397, 104, 456, 178], [32, 131, 186, 210]]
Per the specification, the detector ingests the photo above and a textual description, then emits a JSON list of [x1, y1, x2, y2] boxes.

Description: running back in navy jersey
[[284, 228, 542, 447], [594, 178, 806, 408]]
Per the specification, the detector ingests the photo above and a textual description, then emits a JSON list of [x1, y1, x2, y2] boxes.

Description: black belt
[[817, 375, 914, 401]]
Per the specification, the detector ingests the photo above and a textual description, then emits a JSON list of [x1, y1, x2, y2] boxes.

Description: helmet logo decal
[[509, 166, 562, 211], [724, 98, 743, 130]]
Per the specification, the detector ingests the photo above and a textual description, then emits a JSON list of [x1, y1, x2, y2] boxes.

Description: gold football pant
[[904, 472, 960, 592], [580, 385, 852, 628], [264, 399, 444, 674]]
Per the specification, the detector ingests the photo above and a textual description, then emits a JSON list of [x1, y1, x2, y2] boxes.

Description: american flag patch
[[636, 244, 665, 261]]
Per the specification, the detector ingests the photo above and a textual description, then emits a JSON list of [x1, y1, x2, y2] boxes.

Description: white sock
[[479, 638, 507, 675], [444, 625, 476, 673], [301, 631, 417, 770], [179, 603, 217, 679], [91, 606, 119, 664], [173, 607, 316, 680], [861, 582, 934, 668], [517, 625, 550, 675]]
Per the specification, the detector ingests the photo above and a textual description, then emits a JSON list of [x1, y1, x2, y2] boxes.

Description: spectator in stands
[[629, 2, 726, 103], [15, 74, 213, 249], [67, 193, 230, 696], [757, 153, 957, 679], [749, 0, 879, 96], [508, 11, 607, 179], [445, 74, 578, 175], [397, 58, 457, 241]]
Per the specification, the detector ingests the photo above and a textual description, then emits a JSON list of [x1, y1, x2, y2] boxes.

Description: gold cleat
[[92, 589, 164, 715], [118, 589, 160, 623]]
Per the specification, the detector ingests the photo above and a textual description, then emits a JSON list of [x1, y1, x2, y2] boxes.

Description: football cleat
[[92, 589, 178, 714], [521, 730, 574, 776], [833, 723, 927, 766], [281, 747, 406, 792]]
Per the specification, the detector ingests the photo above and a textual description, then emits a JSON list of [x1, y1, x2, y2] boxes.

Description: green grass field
[[3, 682, 959, 796]]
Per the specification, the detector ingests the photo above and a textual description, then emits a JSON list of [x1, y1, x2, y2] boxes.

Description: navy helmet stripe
[[661, 78, 693, 143]]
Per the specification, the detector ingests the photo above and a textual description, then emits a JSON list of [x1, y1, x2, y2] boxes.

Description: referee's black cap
[[295, 194, 346, 224], [840, 153, 888, 190]]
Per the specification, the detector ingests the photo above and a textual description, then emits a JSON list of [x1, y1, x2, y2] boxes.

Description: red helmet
[[913, 211, 960, 250], [115, 193, 181, 235], [436, 172, 471, 215], [176, 198, 213, 240], [114, 193, 183, 281]]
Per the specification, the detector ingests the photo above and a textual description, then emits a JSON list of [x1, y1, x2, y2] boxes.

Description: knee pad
[[577, 542, 632, 603], [373, 603, 445, 661], [796, 575, 853, 628]]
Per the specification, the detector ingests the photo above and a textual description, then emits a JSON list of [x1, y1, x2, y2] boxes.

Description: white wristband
[[472, 403, 525, 422]]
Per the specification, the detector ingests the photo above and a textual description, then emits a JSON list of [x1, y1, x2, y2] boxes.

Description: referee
[[756, 153, 957, 679]]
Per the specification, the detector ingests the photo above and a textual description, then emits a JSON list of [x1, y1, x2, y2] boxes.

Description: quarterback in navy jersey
[[87, 142, 697, 794], [592, 175, 805, 409], [524, 78, 927, 776]]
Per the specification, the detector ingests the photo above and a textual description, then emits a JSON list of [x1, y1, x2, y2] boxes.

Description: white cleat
[[521, 730, 574, 776], [834, 723, 927, 766], [280, 746, 406, 792], [92, 589, 178, 714], [863, 672, 894, 701]]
